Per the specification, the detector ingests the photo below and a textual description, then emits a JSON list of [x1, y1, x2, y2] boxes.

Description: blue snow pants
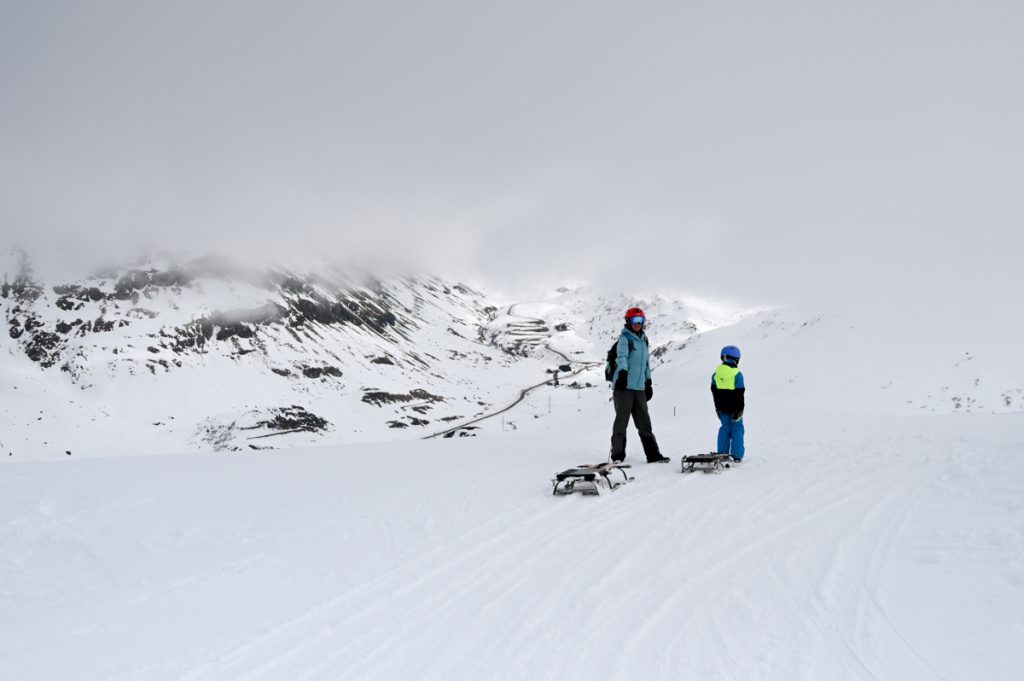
[[717, 413, 745, 459]]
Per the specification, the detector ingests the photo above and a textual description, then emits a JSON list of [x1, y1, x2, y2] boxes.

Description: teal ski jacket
[[613, 326, 651, 391]]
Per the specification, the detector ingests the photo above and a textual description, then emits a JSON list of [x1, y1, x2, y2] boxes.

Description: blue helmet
[[720, 345, 741, 362]]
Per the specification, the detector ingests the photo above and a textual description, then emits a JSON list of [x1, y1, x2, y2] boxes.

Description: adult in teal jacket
[[610, 307, 669, 464]]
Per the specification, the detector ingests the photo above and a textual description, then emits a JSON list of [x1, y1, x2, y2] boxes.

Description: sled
[[680, 453, 732, 475], [552, 462, 633, 496]]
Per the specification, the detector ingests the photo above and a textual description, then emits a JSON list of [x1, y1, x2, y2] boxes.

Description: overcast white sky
[[1, 0, 1021, 309]]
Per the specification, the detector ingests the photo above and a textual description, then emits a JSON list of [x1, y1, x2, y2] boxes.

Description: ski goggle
[[629, 316, 645, 325]]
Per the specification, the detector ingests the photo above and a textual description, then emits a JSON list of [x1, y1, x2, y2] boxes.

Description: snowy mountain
[[4, 249, 1020, 460], [2, 252, 759, 458], [2, 252, 1022, 681], [0, 251, 528, 456]]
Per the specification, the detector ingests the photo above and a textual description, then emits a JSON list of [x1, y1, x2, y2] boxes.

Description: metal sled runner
[[552, 463, 633, 496], [680, 453, 730, 474]]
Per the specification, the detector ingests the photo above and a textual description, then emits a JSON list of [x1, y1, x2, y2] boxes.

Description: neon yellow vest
[[714, 364, 739, 390]]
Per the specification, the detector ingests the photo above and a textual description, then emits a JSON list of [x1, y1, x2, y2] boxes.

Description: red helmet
[[624, 307, 646, 320]]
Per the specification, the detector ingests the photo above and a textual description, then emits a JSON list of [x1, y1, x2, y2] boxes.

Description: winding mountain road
[[424, 305, 602, 439]]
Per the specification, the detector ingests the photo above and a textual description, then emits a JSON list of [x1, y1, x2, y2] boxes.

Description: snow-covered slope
[[652, 304, 1024, 416], [2, 411, 1021, 681], [2, 258, 1022, 680]]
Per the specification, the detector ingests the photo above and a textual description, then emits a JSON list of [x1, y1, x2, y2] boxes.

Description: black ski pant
[[611, 389, 662, 461]]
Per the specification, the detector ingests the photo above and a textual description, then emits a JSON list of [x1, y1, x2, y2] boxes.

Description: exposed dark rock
[[112, 268, 195, 300], [361, 388, 445, 407], [401, 351, 431, 369], [278, 276, 312, 295], [24, 330, 63, 367], [215, 323, 254, 341], [54, 285, 105, 303], [167, 318, 213, 353], [289, 297, 358, 326], [9, 274, 43, 303], [147, 356, 171, 372], [271, 368, 292, 377], [371, 356, 395, 365], [443, 426, 480, 438], [54, 285, 104, 302], [241, 406, 329, 434], [92, 317, 116, 333], [298, 365, 341, 379]]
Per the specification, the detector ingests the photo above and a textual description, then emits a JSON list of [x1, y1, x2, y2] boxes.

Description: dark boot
[[639, 434, 669, 463]]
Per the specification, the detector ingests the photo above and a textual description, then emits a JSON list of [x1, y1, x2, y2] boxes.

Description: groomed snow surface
[[3, 412, 1022, 680]]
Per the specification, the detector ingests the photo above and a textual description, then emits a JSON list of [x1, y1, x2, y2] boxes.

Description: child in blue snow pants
[[711, 345, 746, 461]]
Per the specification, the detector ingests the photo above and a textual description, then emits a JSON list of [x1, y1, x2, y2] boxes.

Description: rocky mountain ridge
[[1, 252, 557, 456]]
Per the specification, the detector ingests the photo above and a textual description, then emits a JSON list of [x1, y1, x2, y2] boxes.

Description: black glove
[[644, 379, 653, 401], [733, 410, 744, 421], [614, 370, 628, 390]]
